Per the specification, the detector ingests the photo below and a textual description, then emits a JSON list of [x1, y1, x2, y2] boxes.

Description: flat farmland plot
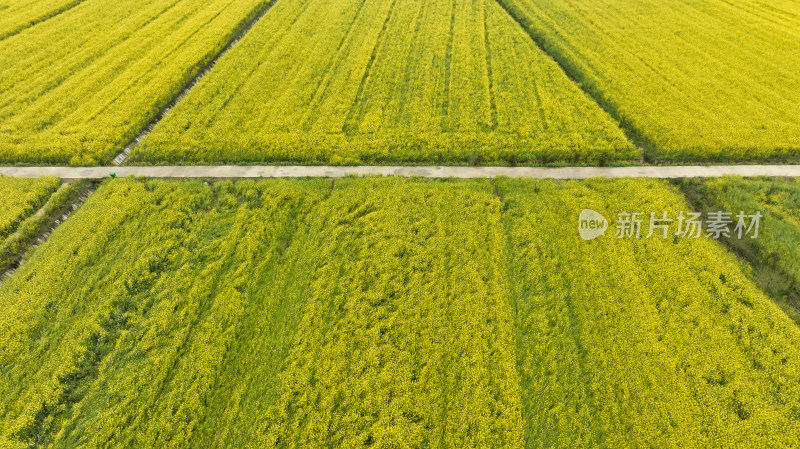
[[0, 176, 60, 241], [499, 178, 800, 447], [259, 178, 523, 446], [497, 0, 800, 161], [133, 0, 635, 165], [0, 177, 87, 274], [0, 177, 524, 447], [0, 0, 82, 40], [0, 0, 272, 165], [0, 178, 331, 447], [677, 177, 800, 322], [2, 177, 799, 447]]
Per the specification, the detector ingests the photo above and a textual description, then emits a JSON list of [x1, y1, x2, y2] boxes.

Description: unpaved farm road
[[1, 165, 800, 179]]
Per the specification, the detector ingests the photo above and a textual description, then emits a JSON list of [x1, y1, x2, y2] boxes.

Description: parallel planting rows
[[497, 0, 800, 160], [0, 178, 524, 447], [0, 176, 60, 242], [128, 0, 636, 165], [0, 0, 273, 165], [0, 0, 82, 40], [1, 177, 799, 447], [500, 178, 800, 447], [677, 177, 800, 323], [2, 0, 798, 165], [0, 178, 89, 274]]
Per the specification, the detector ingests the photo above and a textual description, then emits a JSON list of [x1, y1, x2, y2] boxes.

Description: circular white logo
[[578, 209, 608, 240]]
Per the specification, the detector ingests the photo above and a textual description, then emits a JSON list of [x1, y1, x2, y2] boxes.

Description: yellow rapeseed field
[[499, 177, 800, 447], [0, 0, 273, 164], [0, 176, 60, 240], [498, 0, 800, 161], [1, 177, 798, 447], [132, 0, 635, 165]]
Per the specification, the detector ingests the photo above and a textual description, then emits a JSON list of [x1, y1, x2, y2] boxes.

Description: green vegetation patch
[[676, 177, 800, 323], [499, 177, 800, 447]]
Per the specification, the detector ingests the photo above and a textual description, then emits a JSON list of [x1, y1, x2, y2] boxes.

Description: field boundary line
[[342, 0, 400, 134], [0, 181, 95, 282], [0, 0, 87, 41], [491, 0, 653, 160], [2, 165, 800, 179], [111, 0, 279, 166], [482, 3, 498, 129], [0, 183, 69, 281]]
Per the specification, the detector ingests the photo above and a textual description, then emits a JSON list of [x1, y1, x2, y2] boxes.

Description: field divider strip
[[3, 165, 800, 179], [482, 3, 498, 130], [0, 0, 87, 41], [342, 0, 399, 134], [111, 0, 280, 166], [490, 0, 653, 159], [0, 180, 95, 282]]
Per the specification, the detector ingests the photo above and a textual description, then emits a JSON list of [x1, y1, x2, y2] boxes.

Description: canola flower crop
[[0, 176, 60, 241], [1, 177, 799, 447], [0, 0, 272, 165], [677, 177, 800, 323], [0, 179, 89, 274], [0, 177, 331, 448], [0, 0, 82, 40], [497, 0, 800, 161], [0, 177, 526, 447], [132, 0, 635, 165], [260, 177, 524, 447], [498, 177, 800, 447]]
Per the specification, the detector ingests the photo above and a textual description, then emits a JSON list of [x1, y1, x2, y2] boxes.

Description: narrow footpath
[[2, 164, 799, 179]]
